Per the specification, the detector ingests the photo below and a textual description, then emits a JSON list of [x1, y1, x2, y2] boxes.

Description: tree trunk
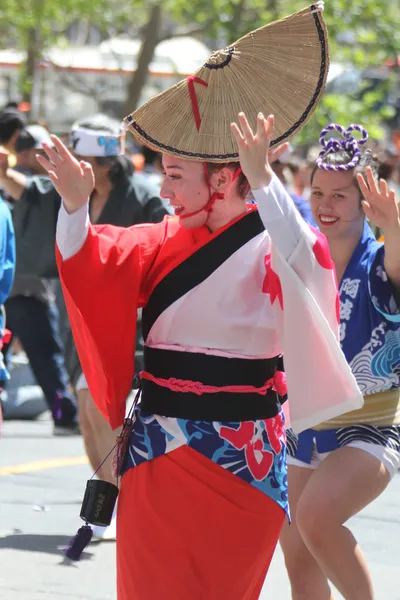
[[122, 4, 162, 118], [22, 28, 40, 107], [227, 0, 246, 44]]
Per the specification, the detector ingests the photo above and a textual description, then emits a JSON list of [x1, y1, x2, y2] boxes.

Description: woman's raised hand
[[357, 167, 400, 232], [231, 113, 288, 190], [36, 135, 95, 213]]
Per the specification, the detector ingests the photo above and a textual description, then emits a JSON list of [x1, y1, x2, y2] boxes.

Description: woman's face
[[310, 169, 364, 240], [160, 155, 211, 229]]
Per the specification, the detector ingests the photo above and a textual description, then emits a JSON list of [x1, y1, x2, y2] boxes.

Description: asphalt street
[[1, 417, 399, 600]]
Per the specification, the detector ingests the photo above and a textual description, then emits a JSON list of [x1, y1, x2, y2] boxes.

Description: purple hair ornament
[[316, 123, 368, 172]]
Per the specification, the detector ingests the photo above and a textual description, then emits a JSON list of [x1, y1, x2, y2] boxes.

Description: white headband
[[69, 127, 126, 157]]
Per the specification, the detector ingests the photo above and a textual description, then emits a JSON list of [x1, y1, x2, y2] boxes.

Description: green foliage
[[0, 0, 398, 143], [296, 94, 389, 146], [0, 0, 92, 43], [166, 0, 399, 144]]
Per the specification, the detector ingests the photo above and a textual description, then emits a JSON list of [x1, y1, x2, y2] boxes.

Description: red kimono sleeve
[[56, 220, 165, 429]]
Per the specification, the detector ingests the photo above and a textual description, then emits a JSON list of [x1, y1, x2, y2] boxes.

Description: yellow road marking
[[0, 456, 89, 475]]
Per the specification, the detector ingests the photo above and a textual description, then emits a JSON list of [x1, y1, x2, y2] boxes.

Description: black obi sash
[[140, 346, 281, 421]]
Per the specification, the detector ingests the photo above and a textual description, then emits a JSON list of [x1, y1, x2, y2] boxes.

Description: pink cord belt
[[139, 347, 285, 421]]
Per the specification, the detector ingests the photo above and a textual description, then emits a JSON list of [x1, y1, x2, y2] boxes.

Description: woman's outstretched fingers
[[35, 153, 55, 174], [50, 135, 72, 159], [366, 166, 379, 195], [268, 142, 290, 165], [238, 113, 255, 142], [41, 142, 63, 166], [35, 137, 94, 211], [256, 113, 266, 138], [232, 112, 273, 190], [264, 114, 274, 138], [80, 161, 93, 176], [356, 173, 368, 195], [379, 178, 388, 197], [231, 122, 245, 145]]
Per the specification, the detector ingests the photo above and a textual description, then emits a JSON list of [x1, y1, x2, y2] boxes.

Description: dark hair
[[0, 108, 26, 145], [141, 145, 161, 167], [74, 113, 133, 183], [378, 161, 394, 181], [94, 155, 133, 183], [14, 129, 36, 152], [310, 148, 380, 197], [205, 162, 250, 199]]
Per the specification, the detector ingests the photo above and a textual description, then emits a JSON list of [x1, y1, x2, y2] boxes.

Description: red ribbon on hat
[[181, 75, 242, 220], [187, 75, 208, 131]]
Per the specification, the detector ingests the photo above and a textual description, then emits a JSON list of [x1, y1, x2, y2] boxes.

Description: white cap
[[15, 124, 53, 152], [24, 125, 53, 148], [69, 127, 125, 157]]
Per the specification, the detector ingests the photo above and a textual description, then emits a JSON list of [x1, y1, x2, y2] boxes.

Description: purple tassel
[[64, 524, 93, 561]]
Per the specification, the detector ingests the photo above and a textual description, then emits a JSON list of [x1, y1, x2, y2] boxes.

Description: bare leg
[[280, 465, 335, 600], [77, 388, 102, 473], [78, 388, 120, 484], [78, 387, 121, 540], [296, 447, 390, 600]]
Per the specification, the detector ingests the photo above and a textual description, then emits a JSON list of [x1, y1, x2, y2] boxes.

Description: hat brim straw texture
[[124, 5, 329, 162]]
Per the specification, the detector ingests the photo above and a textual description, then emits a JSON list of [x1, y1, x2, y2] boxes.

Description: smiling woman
[[282, 123, 400, 600], [310, 140, 379, 236]]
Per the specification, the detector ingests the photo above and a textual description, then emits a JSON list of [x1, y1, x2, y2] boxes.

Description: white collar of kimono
[[69, 127, 126, 157]]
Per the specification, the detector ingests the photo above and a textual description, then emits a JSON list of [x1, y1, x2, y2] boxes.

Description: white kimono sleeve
[[252, 174, 363, 433], [56, 200, 90, 260]]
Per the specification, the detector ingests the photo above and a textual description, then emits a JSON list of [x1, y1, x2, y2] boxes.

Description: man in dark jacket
[[0, 123, 78, 434]]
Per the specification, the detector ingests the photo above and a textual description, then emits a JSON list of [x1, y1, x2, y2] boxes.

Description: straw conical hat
[[124, 4, 329, 163]]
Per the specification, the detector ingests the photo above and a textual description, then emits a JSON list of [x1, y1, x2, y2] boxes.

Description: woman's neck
[[206, 195, 248, 232], [93, 177, 113, 199]]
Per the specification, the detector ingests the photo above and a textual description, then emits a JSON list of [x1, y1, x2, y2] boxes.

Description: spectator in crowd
[[0, 123, 78, 435], [0, 106, 26, 154], [0, 191, 16, 427]]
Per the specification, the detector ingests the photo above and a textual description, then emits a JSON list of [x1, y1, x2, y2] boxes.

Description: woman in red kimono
[[37, 5, 362, 599]]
